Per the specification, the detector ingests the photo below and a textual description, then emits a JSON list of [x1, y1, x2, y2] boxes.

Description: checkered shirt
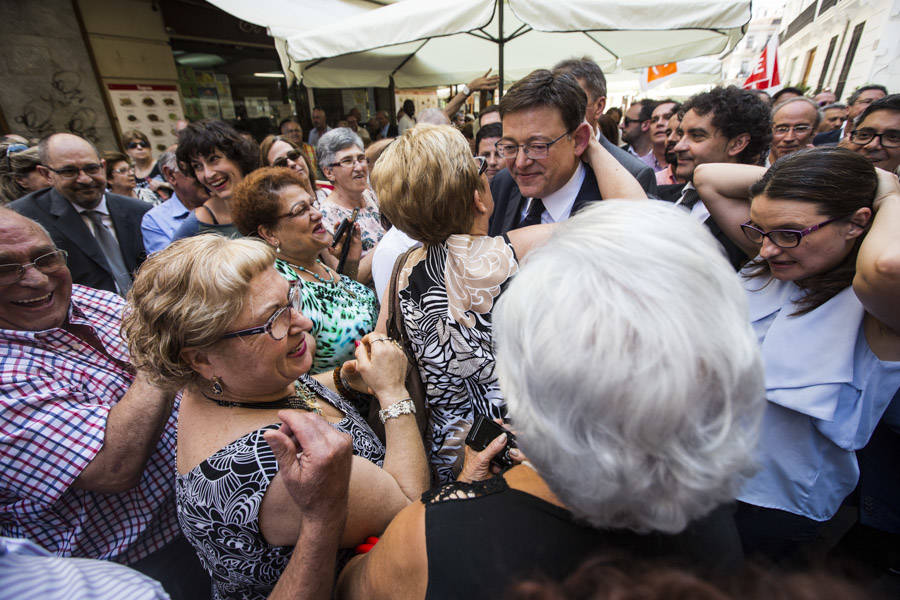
[[0, 285, 180, 564]]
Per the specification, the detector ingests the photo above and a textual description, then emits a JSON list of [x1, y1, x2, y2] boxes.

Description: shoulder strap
[[199, 203, 219, 224], [386, 246, 428, 435]]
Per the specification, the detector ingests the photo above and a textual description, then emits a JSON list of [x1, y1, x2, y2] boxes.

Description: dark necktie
[[679, 187, 699, 210], [519, 198, 545, 228], [84, 210, 132, 295]]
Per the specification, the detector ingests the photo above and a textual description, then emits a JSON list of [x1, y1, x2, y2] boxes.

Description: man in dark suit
[[667, 86, 772, 269], [814, 83, 888, 146], [9, 133, 150, 295], [488, 69, 645, 237], [553, 57, 658, 196]]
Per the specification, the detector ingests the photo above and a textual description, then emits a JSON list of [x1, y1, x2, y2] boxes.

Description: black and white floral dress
[[175, 375, 385, 600], [397, 234, 519, 484]]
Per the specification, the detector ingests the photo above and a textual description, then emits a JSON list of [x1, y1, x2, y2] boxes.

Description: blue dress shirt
[[737, 270, 900, 521], [141, 194, 190, 254]]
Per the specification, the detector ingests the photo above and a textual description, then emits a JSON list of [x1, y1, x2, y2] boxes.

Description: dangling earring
[[210, 376, 224, 395], [275, 244, 281, 254]]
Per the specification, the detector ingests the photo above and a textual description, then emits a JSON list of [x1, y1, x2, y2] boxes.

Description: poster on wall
[[107, 84, 185, 153]]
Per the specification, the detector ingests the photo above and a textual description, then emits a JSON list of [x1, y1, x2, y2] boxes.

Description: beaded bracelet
[[333, 365, 374, 404], [378, 398, 416, 423]]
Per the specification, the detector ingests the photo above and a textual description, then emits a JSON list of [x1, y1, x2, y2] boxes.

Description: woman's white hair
[[494, 200, 765, 534]]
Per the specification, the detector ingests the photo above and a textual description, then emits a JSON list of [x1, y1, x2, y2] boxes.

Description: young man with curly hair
[[667, 86, 772, 268]]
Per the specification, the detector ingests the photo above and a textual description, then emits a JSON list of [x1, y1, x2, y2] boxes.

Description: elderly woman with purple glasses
[[694, 147, 900, 563]]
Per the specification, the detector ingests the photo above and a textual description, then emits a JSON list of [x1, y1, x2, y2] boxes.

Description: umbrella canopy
[[260, 0, 748, 90]]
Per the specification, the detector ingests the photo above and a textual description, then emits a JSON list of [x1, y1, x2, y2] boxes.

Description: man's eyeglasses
[[621, 117, 642, 126], [273, 150, 302, 168], [495, 131, 570, 160], [773, 124, 813, 135], [849, 129, 900, 148], [127, 141, 149, 150], [46, 164, 103, 179], [221, 282, 302, 341], [330, 155, 368, 168], [0, 250, 68, 286], [473, 156, 488, 176], [740, 216, 846, 249]]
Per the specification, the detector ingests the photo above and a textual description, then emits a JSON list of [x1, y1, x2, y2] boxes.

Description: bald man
[[9, 133, 150, 295]]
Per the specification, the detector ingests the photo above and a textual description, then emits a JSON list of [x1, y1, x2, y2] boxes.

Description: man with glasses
[[9, 133, 150, 296], [620, 100, 658, 165], [488, 69, 644, 236], [815, 83, 888, 146], [766, 97, 820, 165], [0, 207, 210, 599], [552, 57, 657, 196], [843, 93, 900, 174]]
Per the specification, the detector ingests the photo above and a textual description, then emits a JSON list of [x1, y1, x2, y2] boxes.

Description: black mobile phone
[[331, 208, 360, 248], [465, 414, 517, 469], [336, 208, 360, 274]]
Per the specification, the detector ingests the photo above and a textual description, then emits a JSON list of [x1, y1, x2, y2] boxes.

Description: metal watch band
[[378, 398, 416, 423]]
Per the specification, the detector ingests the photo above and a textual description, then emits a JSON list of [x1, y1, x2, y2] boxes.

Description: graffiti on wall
[[14, 70, 100, 142]]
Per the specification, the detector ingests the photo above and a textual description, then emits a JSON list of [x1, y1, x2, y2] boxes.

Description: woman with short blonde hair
[[123, 235, 428, 600]]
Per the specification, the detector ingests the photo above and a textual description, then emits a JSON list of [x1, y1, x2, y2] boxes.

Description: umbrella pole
[[498, 0, 504, 99]]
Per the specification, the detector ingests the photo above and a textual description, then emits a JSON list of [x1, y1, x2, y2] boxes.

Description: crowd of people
[[1, 53, 899, 600]]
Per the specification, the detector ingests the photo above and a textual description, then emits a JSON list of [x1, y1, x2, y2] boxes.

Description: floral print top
[[274, 259, 377, 375], [319, 189, 384, 256], [175, 375, 384, 600], [397, 234, 519, 483]]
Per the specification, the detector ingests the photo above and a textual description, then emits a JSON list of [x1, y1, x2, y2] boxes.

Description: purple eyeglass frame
[[740, 215, 845, 248]]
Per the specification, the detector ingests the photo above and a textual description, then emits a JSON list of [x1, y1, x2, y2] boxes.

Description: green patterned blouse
[[274, 258, 378, 374]]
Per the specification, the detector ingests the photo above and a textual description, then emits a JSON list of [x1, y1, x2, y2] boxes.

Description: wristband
[[378, 398, 416, 423], [460, 84, 471, 96]]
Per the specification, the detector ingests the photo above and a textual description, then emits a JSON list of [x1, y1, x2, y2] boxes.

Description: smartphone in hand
[[465, 414, 517, 469]]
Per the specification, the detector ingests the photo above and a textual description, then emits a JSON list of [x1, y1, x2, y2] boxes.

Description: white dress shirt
[[520, 162, 586, 225]]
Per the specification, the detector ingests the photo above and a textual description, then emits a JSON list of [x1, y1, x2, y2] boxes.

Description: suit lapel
[[47, 190, 112, 275], [571, 166, 602, 215]]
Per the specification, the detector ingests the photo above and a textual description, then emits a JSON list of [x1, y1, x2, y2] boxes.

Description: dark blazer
[[813, 128, 841, 146], [658, 183, 747, 271], [598, 133, 658, 197], [488, 165, 603, 237], [9, 188, 150, 294]]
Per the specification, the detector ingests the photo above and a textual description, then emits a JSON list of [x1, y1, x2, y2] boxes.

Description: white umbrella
[[261, 0, 749, 92]]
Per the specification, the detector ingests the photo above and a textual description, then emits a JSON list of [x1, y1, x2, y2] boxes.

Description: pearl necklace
[[288, 258, 357, 298]]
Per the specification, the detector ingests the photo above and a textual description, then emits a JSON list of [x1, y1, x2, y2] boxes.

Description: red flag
[[743, 37, 780, 90]]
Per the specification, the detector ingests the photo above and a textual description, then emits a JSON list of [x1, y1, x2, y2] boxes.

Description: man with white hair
[[766, 97, 820, 165], [140, 151, 209, 253], [337, 201, 764, 599]]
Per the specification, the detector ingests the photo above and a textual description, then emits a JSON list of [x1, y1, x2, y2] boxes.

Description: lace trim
[[421, 474, 508, 505]]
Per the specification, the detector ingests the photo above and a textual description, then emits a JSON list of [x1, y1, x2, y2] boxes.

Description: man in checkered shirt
[[0, 209, 209, 599]]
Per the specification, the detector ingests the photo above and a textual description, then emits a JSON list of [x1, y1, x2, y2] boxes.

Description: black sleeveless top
[[422, 475, 742, 600]]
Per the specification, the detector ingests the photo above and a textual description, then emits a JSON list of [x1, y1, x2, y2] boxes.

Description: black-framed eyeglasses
[[46, 164, 103, 179], [0, 250, 68, 286], [495, 131, 570, 160], [740, 216, 846, 248], [127, 141, 149, 149], [621, 116, 642, 126], [849, 129, 900, 148], [473, 156, 488, 176], [276, 198, 320, 220], [221, 281, 302, 341], [330, 154, 368, 168], [273, 150, 302, 168]]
